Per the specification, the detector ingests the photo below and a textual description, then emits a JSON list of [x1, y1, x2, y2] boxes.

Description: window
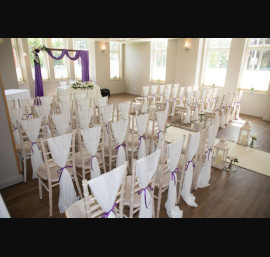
[[109, 42, 121, 79], [150, 39, 168, 82], [27, 38, 50, 80], [10, 38, 23, 82], [238, 38, 270, 92], [73, 38, 89, 80], [202, 38, 232, 87], [51, 38, 69, 80]]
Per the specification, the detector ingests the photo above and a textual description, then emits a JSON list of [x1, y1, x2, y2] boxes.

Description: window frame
[[238, 38, 270, 93], [109, 41, 122, 80], [149, 39, 168, 83], [10, 38, 24, 83]]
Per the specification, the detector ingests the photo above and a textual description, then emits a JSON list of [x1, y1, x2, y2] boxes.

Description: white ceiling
[[88, 38, 178, 44]]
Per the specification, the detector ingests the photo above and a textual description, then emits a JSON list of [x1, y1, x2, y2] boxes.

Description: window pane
[[11, 39, 23, 82], [218, 50, 229, 68], [265, 38, 270, 45], [250, 38, 263, 46], [260, 50, 270, 70], [209, 38, 220, 48], [246, 50, 260, 70], [209, 51, 219, 68], [110, 42, 119, 51], [220, 38, 231, 48], [51, 38, 69, 79], [154, 40, 167, 50], [110, 42, 120, 79], [27, 38, 49, 80]]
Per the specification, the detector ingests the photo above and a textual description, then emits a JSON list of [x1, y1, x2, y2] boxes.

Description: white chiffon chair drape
[[52, 113, 71, 135], [181, 132, 200, 207], [111, 119, 128, 167], [99, 104, 114, 143], [118, 101, 131, 120], [88, 163, 127, 218], [156, 109, 168, 150], [80, 126, 102, 179], [47, 133, 79, 213], [165, 137, 185, 218], [136, 149, 161, 218], [20, 118, 44, 180], [136, 113, 149, 159], [10, 107, 25, 146], [141, 86, 150, 113], [39, 96, 53, 105], [197, 122, 219, 188], [77, 109, 93, 129]]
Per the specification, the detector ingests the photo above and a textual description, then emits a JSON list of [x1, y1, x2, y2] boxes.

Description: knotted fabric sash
[[138, 136, 146, 149], [115, 143, 126, 151], [101, 202, 118, 218], [206, 148, 212, 161], [57, 165, 73, 182], [157, 130, 164, 139], [88, 155, 99, 170], [185, 160, 195, 171], [138, 186, 153, 209], [171, 168, 180, 186], [31, 142, 40, 153]]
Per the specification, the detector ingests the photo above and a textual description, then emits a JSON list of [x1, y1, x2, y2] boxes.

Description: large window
[[202, 38, 232, 87], [27, 38, 50, 80], [11, 38, 23, 82], [73, 38, 89, 80], [109, 42, 121, 79], [238, 38, 270, 92], [150, 39, 168, 82], [51, 38, 69, 79]]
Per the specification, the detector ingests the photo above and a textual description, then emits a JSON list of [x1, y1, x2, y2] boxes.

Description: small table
[[5, 89, 31, 108], [56, 85, 102, 98]]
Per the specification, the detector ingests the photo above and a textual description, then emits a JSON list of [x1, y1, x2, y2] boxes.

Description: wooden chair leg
[[38, 178, 42, 199], [49, 188, 53, 217]]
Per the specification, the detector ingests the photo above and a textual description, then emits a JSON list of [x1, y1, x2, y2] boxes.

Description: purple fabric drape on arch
[[34, 49, 90, 97]]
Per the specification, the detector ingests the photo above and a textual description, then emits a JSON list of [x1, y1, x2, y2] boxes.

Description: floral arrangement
[[212, 84, 215, 87], [71, 81, 94, 90], [226, 155, 238, 173], [30, 45, 48, 63]]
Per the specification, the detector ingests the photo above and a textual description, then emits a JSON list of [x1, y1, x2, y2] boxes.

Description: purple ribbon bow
[[31, 142, 40, 154], [89, 155, 99, 170], [57, 165, 73, 182], [115, 143, 126, 151], [101, 202, 118, 218], [185, 160, 195, 171], [157, 130, 164, 139], [105, 124, 109, 134], [171, 168, 180, 186], [138, 186, 153, 209], [206, 148, 212, 161], [138, 136, 146, 149]]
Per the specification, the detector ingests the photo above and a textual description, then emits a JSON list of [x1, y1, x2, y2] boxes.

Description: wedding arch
[[32, 46, 90, 97]]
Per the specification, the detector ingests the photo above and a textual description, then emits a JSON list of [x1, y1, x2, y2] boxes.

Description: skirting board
[[0, 174, 24, 190], [240, 111, 270, 121]]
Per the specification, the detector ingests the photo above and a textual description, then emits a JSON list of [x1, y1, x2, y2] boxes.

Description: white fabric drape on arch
[[165, 137, 185, 218], [80, 126, 102, 179], [111, 119, 128, 167], [197, 122, 219, 188], [47, 133, 79, 213], [20, 118, 44, 179], [136, 113, 149, 159], [118, 101, 131, 120], [78, 109, 93, 129], [181, 132, 200, 207], [88, 163, 126, 218], [52, 113, 71, 135], [10, 107, 24, 146], [136, 149, 161, 218]]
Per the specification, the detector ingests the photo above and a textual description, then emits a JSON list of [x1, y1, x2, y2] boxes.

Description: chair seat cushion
[[65, 198, 87, 218], [36, 161, 73, 182], [16, 141, 41, 154]]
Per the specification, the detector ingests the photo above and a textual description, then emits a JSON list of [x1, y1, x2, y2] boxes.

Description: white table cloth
[[56, 84, 102, 98], [5, 89, 31, 108]]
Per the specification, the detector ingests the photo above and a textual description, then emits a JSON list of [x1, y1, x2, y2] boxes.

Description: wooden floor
[[1, 93, 270, 218]]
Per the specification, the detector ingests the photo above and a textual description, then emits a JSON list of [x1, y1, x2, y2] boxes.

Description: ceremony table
[[5, 89, 31, 108], [56, 84, 102, 98]]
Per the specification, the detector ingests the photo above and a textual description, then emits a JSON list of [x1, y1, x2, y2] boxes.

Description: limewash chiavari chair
[[116, 101, 132, 121], [156, 84, 165, 103], [65, 163, 127, 218], [191, 127, 208, 191], [38, 95, 54, 106], [7, 99, 15, 111], [37, 132, 82, 216], [9, 107, 25, 147], [229, 91, 238, 122], [196, 122, 219, 190], [149, 85, 158, 107], [235, 89, 244, 120], [49, 112, 73, 137], [16, 117, 46, 182], [75, 125, 106, 180], [123, 149, 161, 218], [18, 98, 35, 117], [139, 86, 150, 114], [154, 136, 186, 218]]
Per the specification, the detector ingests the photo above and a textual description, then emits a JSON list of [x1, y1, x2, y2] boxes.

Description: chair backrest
[[178, 86, 185, 98], [7, 99, 15, 110], [82, 163, 128, 218], [39, 96, 53, 105], [95, 96, 108, 107], [76, 108, 94, 129], [50, 112, 73, 136], [117, 101, 131, 121], [98, 103, 115, 125]]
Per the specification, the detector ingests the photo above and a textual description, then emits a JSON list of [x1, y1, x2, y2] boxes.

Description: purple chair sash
[[101, 202, 118, 218], [115, 143, 126, 151], [138, 186, 153, 209], [157, 130, 164, 139], [57, 165, 73, 182], [88, 155, 99, 170], [185, 160, 195, 171], [138, 136, 146, 149], [171, 168, 180, 186], [206, 148, 212, 161], [31, 142, 40, 154]]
